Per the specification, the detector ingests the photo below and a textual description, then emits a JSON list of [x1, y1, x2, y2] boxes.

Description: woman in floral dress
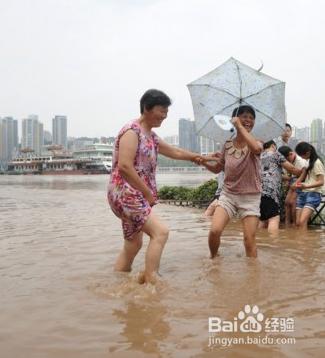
[[108, 89, 206, 284], [259, 140, 302, 233]]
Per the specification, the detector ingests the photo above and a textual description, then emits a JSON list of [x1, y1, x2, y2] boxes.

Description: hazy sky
[[0, 0, 324, 138]]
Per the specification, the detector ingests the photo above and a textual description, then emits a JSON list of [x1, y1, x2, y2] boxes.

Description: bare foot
[[137, 271, 146, 284], [137, 271, 159, 285]]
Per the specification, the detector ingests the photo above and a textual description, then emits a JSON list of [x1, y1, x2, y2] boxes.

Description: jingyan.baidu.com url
[[208, 334, 296, 348]]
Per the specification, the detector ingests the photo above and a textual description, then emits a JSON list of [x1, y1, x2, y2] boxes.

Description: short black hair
[[285, 123, 292, 130], [140, 89, 171, 114], [232, 105, 256, 119], [278, 145, 293, 158], [263, 140, 276, 150]]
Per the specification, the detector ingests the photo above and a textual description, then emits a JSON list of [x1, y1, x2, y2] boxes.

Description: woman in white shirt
[[294, 142, 325, 229]]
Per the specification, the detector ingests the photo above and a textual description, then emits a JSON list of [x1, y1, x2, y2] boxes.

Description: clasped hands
[[192, 152, 222, 165]]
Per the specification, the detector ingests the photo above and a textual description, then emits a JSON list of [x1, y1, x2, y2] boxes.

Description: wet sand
[[0, 174, 325, 358]]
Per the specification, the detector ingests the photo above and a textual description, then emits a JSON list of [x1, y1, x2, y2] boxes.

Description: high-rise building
[[43, 130, 52, 145], [163, 135, 179, 147], [199, 136, 218, 155], [310, 118, 324, 153], [0, 117, 19, 164], [178, 118, 199, 152], [294, 126, 310, 143], [52, 115, 67, 149], [21, 115, 44, 155]]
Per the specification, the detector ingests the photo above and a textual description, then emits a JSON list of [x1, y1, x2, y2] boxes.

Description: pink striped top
[[220, 140, 262, 195]]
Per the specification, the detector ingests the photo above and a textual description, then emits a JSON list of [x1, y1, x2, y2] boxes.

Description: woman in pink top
[[203, 105, 262, 258], [108, 89, 206, 284]]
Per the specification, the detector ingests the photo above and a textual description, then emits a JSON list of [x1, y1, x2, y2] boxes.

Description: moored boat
[[6, 143, 113, 175]]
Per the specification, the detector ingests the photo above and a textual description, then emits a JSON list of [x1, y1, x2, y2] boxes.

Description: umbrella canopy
[[187, 57, 286, 143]]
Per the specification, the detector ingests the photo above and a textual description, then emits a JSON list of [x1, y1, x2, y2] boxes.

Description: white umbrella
[[187, 57, 286, 143]]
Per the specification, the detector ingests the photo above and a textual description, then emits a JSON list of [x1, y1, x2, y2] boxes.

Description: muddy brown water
[[0, 174, 324, 358]]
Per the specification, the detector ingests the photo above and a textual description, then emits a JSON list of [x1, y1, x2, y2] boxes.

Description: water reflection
[[112, 300, 170, 356], [0, 175, 107, 191]]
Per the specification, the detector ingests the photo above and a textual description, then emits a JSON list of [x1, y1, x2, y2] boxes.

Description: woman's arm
[[300, 174, 324, 189], [202, 161, 221, 174], [281, 161, 302, 177], [231, 117, 262, 155], [158, 138, 201, 163], [118, 130, 155, 205], [282, 174, 291, 182], [201, 152, 224, 173], [290, 168, 307, 190]]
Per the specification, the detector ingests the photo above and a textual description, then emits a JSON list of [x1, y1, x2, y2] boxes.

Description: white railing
[[157, 166, 208, 172]]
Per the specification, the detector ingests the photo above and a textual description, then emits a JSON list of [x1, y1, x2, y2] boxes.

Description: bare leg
[[296, 207, 314, 230], [290, 192, 298, 226], [242, 216, 259, 257], [204, 199, 219, 217], [295, 208, 302, 228], [267, 215, 280, 234], [284, 204, 291, 225], [114, 231, 143, 272], [140, 212, 169, 284], [259, 220, 267, 229], [208, 206, 230, 258], [284, 191, 294, 225]]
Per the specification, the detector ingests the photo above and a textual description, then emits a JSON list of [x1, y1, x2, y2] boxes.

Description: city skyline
[[1, 114, 324, 168], [0, 1, 325, 138], [1, 112, 324, 141]]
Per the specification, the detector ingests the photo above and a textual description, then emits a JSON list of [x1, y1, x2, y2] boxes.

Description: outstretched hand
[[290, 181, 305, 191], [192, 155, 205, 165], [191, 152, 222, 166], [201, 152, 222, 163]]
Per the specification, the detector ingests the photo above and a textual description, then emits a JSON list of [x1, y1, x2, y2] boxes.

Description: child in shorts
[[293, 142, 325, 230], [278, 145, 308, 226]]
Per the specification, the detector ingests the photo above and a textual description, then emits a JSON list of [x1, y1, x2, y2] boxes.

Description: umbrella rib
[[196, 100, 241, 134], [196, 116, 214, 136], [213, 100, 241, 116], [235, 62, 243, 101], [242, 82, 284, 101], [233, 98, 285, 130], [254, 108, 286, 130], [189, 84, 239, 100], [214, 99, 284, 130], [196, 103, 284, 140]]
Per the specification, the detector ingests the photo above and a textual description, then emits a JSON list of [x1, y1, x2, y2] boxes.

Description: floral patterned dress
[[260, 150, 286, 204], [107, 120, 159, 239]]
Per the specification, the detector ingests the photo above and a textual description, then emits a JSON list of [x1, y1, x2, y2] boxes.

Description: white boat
[[72, 143, 113, 174], [7, 143, 113, 175]]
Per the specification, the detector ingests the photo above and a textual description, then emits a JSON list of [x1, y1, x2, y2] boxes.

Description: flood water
[[1, 174, 325, 358]]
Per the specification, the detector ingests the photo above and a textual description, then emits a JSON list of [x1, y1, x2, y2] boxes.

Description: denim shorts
[[296, 191, 322, 211]]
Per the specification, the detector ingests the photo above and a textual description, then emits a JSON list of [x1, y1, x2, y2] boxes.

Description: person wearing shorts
[[296, 191, 322, 211], [294, 142, 325, 230], [203, 105, 263, 258], [278, 145, 308, 225], [204, 171, 224, 217], [259, 140, 302, 233]]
